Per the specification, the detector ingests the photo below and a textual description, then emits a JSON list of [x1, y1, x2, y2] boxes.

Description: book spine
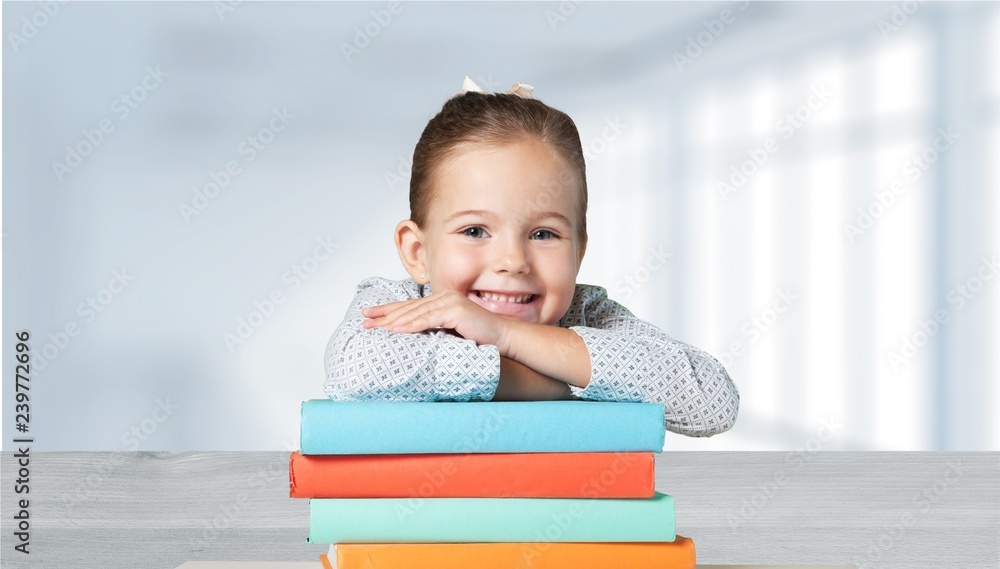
[[307, 493, 675, 544], [300, 400, 666, 454], [333, 539, 696, 569], [289, 451, 655, 498]]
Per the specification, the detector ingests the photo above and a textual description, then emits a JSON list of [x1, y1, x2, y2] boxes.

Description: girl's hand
[[361, 290, 514, 353]]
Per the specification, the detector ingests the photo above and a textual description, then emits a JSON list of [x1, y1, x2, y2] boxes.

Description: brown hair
[[409, 92, 588, 239]]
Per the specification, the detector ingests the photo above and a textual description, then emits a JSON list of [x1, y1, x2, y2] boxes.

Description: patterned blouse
[[324, 276, 740, 437]]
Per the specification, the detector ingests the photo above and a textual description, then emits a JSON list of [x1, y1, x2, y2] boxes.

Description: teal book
[[306, 492, 676, 543], [299, 400, 666, 454]]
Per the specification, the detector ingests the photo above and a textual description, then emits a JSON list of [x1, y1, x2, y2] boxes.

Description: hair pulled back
[[409, 92, 588, 239]]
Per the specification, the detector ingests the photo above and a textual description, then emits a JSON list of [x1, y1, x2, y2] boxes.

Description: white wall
[[3, 1, 997, 450]]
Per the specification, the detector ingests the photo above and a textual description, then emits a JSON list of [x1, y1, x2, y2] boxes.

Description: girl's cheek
[[436, 259, 478, 290]]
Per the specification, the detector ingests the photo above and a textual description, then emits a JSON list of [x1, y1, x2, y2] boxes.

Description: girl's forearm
[[499, 321, 592, 388], [491, 356, 572, 401]]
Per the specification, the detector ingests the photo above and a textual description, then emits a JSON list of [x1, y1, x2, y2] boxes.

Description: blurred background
[[3, 1, 997, 451]]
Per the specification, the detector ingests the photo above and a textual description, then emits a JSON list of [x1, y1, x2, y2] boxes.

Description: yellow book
[[321, 538, 695, 569]]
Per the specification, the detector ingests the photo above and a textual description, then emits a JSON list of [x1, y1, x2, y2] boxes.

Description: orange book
[[320, 538, 695, 569], [289, 450, 654, 498]]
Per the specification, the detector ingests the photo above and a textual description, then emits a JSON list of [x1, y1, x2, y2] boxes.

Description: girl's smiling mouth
[[470, 290, 539, 316], [474, 290, 537, 303]]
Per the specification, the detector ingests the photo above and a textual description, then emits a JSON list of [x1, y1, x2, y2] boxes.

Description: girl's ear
[[395, 219, 427, 282]]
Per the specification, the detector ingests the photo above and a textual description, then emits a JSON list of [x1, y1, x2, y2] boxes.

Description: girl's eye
[[532, 229, 557, 240], [461, 227, 487, 238]]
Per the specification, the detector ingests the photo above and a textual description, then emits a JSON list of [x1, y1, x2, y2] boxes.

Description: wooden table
[[1, 452, 996, 568]]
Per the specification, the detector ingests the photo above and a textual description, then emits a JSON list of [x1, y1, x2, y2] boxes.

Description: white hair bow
[[459, 76, 534, 99]]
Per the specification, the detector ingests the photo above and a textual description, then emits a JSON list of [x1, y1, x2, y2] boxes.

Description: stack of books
[[290, 399, 696, 568]]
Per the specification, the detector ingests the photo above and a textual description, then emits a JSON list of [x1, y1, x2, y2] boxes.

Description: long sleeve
[[324, 277, 501, 402], [559, 285, 740, 437]]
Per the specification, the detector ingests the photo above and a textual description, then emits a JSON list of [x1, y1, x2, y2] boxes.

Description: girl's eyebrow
[[444, 209, 573, 226], [444, 209, 495, 223], [535, 211, 574, 226]]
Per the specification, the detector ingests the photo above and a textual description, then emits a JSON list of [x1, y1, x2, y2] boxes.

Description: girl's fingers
[[363, 308, 410, 329], [362, 303, 396, 317], [362, 298, 419, 318], [383, 303, 438, 333], [384, 306, 426, 330], [378, 302, 423, 324], [363, 294, 453, 332]]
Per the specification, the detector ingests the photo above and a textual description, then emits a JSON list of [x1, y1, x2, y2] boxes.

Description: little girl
[[324, 77, 739, 437]]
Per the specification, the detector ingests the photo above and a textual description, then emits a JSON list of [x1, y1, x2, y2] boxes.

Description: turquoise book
[[299, 400, 666, 454], [306, 492, 676, 544]]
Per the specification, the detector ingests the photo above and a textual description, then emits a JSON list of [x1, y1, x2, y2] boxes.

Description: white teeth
[[477, 291, 533, 304]]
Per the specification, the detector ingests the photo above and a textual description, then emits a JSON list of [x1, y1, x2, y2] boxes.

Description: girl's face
[[407, 139, 586, 326]]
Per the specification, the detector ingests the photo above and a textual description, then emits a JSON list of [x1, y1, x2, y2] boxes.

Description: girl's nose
[[493, 239, 530, 275]]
